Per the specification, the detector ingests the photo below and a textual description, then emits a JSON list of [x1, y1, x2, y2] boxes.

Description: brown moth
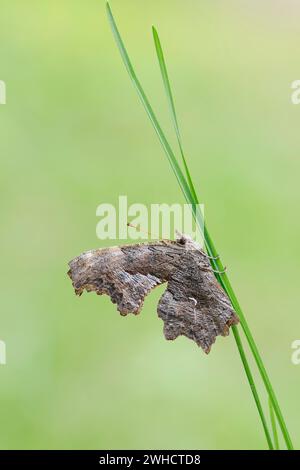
[[68, 234, 239, 353]]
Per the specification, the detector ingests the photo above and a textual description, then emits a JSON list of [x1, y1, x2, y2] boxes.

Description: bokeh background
[[0, 0, 299, 450]]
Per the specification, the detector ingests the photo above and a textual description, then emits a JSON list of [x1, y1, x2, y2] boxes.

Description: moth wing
[[68, 240, 239, 353], [157, 253, 239, 353], [68, 245, 163, 315]]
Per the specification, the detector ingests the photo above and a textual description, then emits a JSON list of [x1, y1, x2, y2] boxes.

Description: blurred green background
[[0, 0, 299, 450]]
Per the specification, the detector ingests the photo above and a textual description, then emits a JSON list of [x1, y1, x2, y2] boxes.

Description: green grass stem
[[269, 396, 280, 450], [106, 2, 293, 450]]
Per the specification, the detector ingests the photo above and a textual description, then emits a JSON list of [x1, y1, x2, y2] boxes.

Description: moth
[[68, 234, 239, 353]]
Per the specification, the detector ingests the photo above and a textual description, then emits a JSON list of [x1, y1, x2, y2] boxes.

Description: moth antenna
[[127, 222, 157, 239]]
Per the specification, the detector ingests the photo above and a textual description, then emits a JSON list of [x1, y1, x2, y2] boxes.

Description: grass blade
[[106, 3, 194, 209], [269, 397, 280, 449], [152, 26, 198, 204], [106, 1, 293, 450], [220, 269, 293, 449], [151, 25, 274, 449], [232, 327, 274, 449]]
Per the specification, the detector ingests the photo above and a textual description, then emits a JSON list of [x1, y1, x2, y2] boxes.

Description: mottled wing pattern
[[157, 249, 238, 353], [68, 238, 239, 352], [68, 245, 163, 315]]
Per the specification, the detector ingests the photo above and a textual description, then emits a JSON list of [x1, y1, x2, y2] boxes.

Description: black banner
[[0, 450, 298, 467]]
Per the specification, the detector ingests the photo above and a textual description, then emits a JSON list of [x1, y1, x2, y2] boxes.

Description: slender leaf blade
[[106, 2, 195, 209], [152, 23, 274, 450], [152, 26, 198, 204], [269, 397, 280, 449], [106, 1, 293, 450]]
